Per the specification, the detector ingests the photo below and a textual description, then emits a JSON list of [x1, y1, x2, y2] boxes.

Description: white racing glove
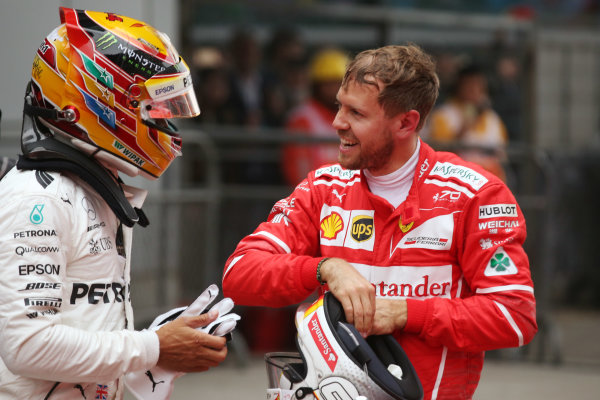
[[124, 284, 240, 400]]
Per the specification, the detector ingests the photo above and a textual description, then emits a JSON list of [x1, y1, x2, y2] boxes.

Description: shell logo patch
[[320, 212, 344, 240]]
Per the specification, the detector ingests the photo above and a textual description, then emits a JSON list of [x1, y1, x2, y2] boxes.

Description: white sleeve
[[0, 187, 160, 382]]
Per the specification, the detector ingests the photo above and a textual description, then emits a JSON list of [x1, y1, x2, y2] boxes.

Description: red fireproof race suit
[[223, 139, 537, 399]]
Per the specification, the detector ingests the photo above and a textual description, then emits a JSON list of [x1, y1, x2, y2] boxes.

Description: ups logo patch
[[351, 215, 373, 242]]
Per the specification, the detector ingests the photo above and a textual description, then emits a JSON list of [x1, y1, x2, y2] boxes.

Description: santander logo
[[309, 313, 338, 372]]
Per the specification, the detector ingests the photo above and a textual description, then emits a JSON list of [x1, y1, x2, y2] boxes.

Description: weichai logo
[[320, 212, 344, 240], [308, 313, 338, 372], [351, 215, 373, 242]]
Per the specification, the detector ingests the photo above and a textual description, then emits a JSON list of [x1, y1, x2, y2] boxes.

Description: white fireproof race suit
[[0, 168, 159, 399]]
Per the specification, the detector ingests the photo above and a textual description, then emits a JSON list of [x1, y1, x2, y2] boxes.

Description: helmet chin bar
[[143, 117, 179, 137]]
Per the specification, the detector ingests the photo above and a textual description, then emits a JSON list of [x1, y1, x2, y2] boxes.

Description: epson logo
[[24, 297, 62, 308], [70, 282, 128, 305], [479, 204, 518, 219], [19, 264, 60, 275], [19, 282, 61, 291], [155, 84, 175, 96], [13, 229, 57, 238]]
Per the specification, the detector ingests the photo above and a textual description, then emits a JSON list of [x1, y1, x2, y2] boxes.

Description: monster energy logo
[[96, 32, 117, 50]]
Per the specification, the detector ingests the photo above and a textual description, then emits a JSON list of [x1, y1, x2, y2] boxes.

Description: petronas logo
[[96, 32, 117, 50], [484, 247, 518, 276], [30, 204, 44, 225]]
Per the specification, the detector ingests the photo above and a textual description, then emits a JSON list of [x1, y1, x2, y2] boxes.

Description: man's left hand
[[370, 298, 407, 335]]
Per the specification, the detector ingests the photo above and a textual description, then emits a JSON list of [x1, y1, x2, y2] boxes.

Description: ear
[[392, 110, 420, 138]]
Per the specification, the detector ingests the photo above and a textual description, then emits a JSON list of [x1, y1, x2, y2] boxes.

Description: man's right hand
[[155, 311, 228, 372], [319, 257, 375, 337]]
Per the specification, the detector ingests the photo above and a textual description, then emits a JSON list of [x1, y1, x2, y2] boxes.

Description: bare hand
[[156, 312, 227, 373], [371, 298, 407, 335], [319, 257, 375, 336]]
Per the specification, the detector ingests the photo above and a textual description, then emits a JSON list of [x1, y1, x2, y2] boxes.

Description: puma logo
[[146, 370, 165, 392], [332, 189, 346, 203], [74, 384, 86, 398]]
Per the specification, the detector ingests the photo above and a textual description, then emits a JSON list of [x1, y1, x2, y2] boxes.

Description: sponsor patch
[[485, 247, 518, 276], [319, 206, 375, 251], [146, 73, 193, 100], [480, 237, 515, 250], [433, 190, 461, 203], [24, 297, 62, 308], [478, 220, 519, 231], [394, 214, 454, 252], [314, 165, 360, 180], [353, 264, 453, 299], [89, 237, 113, 255], [14, 229, 57, 238], [19, 282, 61, 291], [113, 140, 145, 166], [320, 212, 344, 240], [429, 161, 488, 191], [30, 204, 45, 225], [70, 282, 127, 304], [19, 264, 60, 276], [479, 204, 518, 219], [399, 217, 414, 233], [15, 245, 60, 256], [350, 215, 373, 242], [308, 313, 338, 372]]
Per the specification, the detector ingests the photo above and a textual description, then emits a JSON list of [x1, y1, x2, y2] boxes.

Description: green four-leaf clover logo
[[490, 253, 510, 272]]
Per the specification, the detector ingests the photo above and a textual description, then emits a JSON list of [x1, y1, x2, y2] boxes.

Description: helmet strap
[[18, 121, 148, 227]]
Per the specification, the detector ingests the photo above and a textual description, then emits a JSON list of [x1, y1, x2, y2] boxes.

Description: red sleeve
[[222, 178, 325, 307], [404, 182, 537, 352]]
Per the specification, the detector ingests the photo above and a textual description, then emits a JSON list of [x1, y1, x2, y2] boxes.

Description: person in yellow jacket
[[424, 64, 508, 181]]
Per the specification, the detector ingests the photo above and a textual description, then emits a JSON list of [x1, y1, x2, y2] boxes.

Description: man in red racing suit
[[223, 45, 537, 399]]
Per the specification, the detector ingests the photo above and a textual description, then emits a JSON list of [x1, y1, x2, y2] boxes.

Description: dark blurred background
[[1, 0, 600, 369]]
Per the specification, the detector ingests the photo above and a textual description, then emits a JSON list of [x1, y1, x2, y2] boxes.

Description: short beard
[[338, 129, 394, 172]]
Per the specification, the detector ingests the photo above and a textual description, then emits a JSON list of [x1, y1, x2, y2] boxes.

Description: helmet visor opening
[[140, 87, 200, 120]]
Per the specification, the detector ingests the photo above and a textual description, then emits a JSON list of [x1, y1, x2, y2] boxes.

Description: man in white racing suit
[[0, 7, 231, 399]]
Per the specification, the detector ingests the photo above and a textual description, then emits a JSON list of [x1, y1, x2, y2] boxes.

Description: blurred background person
[[226, 27, 265, 128], [423, 63, 508, 181], [490, 53, 525, 144], [262, 27, 310, 127], [282, 47, 350, 186], [192, 46, 240, 125]]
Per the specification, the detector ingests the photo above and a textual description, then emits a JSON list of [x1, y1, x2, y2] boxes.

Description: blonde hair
[[342, 44, 440, 130]]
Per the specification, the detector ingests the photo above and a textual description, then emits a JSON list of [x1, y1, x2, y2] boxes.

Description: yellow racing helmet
[[309, 48, 350, 83], [25, 7, 200, 179]]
